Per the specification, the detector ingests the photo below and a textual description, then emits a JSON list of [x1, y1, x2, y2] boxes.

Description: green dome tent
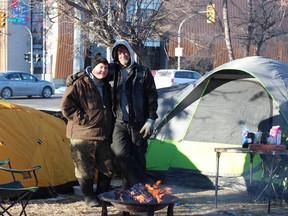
[[147, 56, 288, 180], [0, 102, 76, 196]]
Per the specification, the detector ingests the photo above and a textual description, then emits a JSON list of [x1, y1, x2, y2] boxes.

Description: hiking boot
[[95, 173, 113, 207], [78, 178, 101, 208], [96, 172, 112, 195], [84, 196, 101, 207]]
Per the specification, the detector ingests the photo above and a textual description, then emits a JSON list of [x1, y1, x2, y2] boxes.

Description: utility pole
[[73, 9, 84, 74], [24, 26, 33, 74]]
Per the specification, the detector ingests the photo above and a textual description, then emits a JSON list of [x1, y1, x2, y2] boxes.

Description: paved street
[[0, 93, 63, 111]]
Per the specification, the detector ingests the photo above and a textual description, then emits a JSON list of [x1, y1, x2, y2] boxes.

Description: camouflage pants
[[70, 139, 115, 179]]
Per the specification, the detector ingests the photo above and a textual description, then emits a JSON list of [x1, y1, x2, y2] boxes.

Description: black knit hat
[[91, 54, 108, 69]]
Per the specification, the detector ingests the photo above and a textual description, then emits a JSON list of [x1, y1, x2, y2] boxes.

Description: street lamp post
[[24, 26, 33, 74], [176, 12, 206, 70], [176, 17, 191, 70]]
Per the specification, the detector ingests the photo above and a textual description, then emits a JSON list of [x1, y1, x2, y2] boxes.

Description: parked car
[[154, 69, 201, 89], [0, 71, 55, 99]]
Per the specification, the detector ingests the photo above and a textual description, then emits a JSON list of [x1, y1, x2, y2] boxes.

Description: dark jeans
[[111, 121, 149, 189]]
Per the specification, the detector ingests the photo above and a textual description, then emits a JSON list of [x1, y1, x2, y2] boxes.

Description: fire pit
[[98, 188, 179, 216]]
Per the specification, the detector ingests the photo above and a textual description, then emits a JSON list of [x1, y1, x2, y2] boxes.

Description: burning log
[[115, 181, 172, 204]]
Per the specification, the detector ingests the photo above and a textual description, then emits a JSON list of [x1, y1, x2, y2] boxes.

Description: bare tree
[[243, 0, 253, 57], [167, 0, 288, 67], [253, 0, 288, 55], [157, 1, 238, 67], [45, 0, 174, 68], [234, 0, 288, 56]]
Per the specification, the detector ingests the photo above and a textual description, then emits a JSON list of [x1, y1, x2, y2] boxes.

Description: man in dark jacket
[[110, 39, 158, 189], [61, 55, 115, 207]]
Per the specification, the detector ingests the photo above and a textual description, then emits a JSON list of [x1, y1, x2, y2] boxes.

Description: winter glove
[[66, 71, 85, 87], [140, 119, 155, 139]]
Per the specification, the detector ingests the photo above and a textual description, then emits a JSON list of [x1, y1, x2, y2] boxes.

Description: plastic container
[[254, 132, 262, 144], [269, 125, 282, 145]]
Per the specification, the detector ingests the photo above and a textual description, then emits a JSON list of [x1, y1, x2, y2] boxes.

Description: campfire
[[98, 180, 179, 216], [117, 180, 172, 204]]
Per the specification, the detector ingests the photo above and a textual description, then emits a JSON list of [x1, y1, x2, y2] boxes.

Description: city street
[[0, 93, 63, 111]]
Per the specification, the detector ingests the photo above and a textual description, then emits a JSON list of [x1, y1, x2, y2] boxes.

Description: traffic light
[[24, 52, 31, 62], [206, 4, 215, 23], [0, 11, 6, 28]]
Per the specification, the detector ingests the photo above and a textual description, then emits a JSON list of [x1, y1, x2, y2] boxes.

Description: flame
[[130, 180, 172, 203], [130, 191, 146, 203], [146, 180, 172, 203]]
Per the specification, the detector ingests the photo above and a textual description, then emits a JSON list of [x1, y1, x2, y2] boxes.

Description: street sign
[[175, 47, 183, 57], [8, 18, 22, 23], [9, 2, 29, 25]]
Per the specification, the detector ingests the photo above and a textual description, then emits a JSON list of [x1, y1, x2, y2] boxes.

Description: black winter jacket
[[111, 62, 158, 124]]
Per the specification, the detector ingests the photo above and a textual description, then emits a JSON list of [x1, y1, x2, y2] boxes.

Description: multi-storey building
[[1, 1, 288, 86]]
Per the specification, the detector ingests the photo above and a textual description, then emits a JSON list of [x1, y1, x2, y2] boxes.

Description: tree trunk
[[255, 43, 261, 56], [132, 45, 153, 69], [222, 0, 234, 61], [244, 0, 253, 57]]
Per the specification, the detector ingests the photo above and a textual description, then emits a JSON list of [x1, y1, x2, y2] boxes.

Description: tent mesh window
[[185, 77, 284, 144]]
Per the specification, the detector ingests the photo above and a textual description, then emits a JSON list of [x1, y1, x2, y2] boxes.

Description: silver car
[[0, 71, 55, 99]]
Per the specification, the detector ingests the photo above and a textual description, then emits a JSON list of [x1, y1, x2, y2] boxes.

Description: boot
[[78, 178, 101, 207], [96, 173, 112, 206], [96, 172, 112, 195]]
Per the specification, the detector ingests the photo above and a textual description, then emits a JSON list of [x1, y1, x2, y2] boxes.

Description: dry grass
[[3, 172, 288, 215], [3, 187, 288, 216]]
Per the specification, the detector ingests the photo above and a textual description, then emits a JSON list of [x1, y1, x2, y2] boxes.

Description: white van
[[154, 69, 201, 89]]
